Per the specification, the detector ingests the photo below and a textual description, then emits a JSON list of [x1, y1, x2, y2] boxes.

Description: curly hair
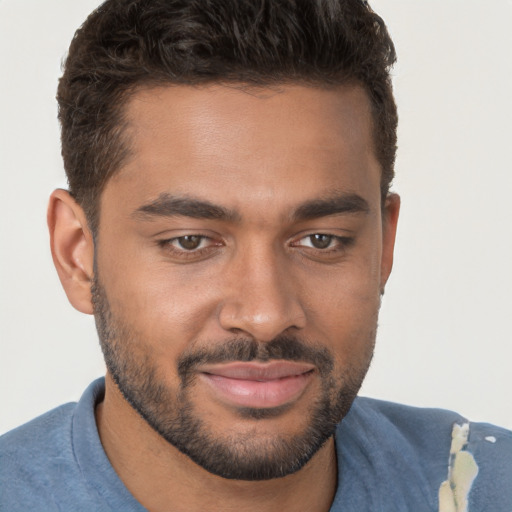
[[57, 0, 397, 232]]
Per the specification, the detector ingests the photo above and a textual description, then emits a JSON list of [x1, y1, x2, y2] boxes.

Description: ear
[[380, 193, 400, 292], [47, 189, 95, 314]]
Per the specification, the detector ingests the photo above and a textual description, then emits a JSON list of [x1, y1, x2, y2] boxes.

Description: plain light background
[[1, 0, 511, 435]]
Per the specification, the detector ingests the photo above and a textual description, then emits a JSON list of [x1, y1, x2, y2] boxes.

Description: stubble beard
[[91, 274, 376, 481]]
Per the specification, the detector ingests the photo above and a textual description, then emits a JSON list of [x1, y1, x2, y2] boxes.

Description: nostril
[[228, 327, 245, 336]]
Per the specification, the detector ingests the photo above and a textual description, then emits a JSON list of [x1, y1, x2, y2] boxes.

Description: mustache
[[177, 335, 334, 382]]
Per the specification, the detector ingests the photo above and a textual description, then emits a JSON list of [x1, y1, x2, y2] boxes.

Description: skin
[[48, 84, 400, 512]]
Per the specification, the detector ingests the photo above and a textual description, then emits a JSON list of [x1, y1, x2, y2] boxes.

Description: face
[[92, 84, 398, 480]]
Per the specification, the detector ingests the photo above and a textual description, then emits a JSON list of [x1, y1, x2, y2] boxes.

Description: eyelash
[[157, 235, 221, 260], [292, 234, 354, 253], [157, 233, 354, 261]]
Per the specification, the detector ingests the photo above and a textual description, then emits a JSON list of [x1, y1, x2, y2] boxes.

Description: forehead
[[103, 83, 380, 218]]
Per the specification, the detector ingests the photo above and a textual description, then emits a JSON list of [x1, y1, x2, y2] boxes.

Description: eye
[[297, 234, 338, 250], [157, 234, 222, 260], [173, 235, 206, 251], [290, 233, 354, 260], [303, 234, 335, 249]]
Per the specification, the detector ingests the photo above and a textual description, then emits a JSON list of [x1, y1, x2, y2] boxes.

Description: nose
[[218, 246, 307, 342]]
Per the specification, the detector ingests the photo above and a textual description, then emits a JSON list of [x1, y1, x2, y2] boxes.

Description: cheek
[[312, 287, 379, 356], [298, 253, 382, 364], [97, 243, 222, 351]]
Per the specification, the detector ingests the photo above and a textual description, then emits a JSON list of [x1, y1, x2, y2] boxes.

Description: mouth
[[198, 361, 315, 409]]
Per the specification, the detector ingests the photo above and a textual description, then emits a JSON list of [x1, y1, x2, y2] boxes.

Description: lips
[[199, 361, 315, 409]]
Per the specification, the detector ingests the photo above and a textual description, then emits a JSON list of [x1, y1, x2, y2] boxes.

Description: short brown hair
[[58, 0, 397, 233]]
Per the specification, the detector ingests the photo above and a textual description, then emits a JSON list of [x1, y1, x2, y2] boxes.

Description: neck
[[96, 374, 338, 512]]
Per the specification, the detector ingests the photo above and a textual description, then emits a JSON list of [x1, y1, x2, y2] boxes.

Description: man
[[1, 0, 510, 510]]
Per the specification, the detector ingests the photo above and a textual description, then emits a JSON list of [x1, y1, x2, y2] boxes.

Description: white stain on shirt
[[438, 422, 479, 512]]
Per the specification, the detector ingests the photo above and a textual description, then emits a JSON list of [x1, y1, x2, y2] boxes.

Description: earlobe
[[47, 189, 95, 315], [380, 193, 400, 292]]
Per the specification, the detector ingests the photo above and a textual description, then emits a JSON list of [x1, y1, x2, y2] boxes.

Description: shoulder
[[0, 379, 113, 512], [461, 420, 512, 511], [332, 397, 512, 511], [0, 402, 80, 509], [348, 397, 512, 464], [0, 400, 77, 461]]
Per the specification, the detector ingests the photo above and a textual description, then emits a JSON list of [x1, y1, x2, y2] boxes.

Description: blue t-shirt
[[1, 378, 511, 511]]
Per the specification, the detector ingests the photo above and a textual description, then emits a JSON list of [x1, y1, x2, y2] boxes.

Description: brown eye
[[309, 234, 333, 249], [158, 234, 223, 261], [177, 235, 203, 250]]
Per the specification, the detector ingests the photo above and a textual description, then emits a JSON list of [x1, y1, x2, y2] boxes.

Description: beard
[[91, 274, 376, 481]]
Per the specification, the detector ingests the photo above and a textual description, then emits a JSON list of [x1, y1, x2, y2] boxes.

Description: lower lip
[[200, 371, 313, 409]]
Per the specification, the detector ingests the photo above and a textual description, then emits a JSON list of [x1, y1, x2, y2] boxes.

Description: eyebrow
[[133, 194, 240, 222], [133, 192, 370, 223], [291, 193, 370, 221]]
